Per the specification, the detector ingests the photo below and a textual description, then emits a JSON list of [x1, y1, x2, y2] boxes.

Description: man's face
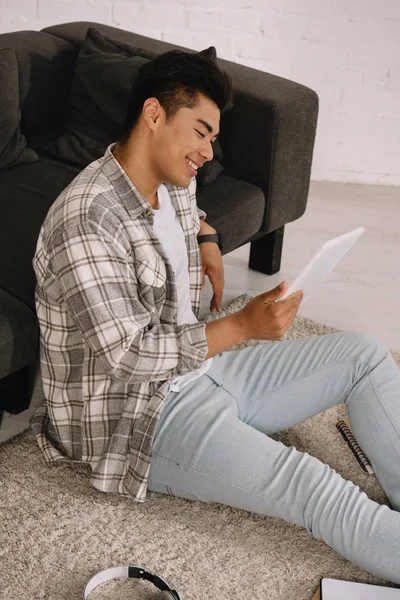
[[152, 93, 220, 188]]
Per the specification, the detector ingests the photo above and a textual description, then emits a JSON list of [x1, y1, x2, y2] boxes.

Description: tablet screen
[[276, 227, 364, 304]]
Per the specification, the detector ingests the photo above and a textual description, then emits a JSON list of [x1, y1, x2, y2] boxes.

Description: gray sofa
[[0, 21, 318, 423]]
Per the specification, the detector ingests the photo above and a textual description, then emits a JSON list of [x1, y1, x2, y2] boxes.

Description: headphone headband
[[83, 565, 181, 599]]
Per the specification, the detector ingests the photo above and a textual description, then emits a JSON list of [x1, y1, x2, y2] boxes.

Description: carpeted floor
[[1, 294, 400, 600]]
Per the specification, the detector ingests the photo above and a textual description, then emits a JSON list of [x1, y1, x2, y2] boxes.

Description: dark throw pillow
[[68, 29, 157, 146], [38, 28, 157, 167], [0, 47, 38, 171], [196, 138, 224, 186], [198, 46, 217, 62], [194, 44, 225, 185]]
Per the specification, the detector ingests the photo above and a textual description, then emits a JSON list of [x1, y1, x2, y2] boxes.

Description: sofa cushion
[[196, 173, 265, 254], [0, 157, 81, 310], [0, 288, 39, 380], [37, 27, 156, 168], [68, 28, 157, 144], [0, 30, 77, 139], [0, 48, 38, 170]]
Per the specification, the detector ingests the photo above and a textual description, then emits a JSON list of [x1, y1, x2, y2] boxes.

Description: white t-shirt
[[152, 183, 213, 392]]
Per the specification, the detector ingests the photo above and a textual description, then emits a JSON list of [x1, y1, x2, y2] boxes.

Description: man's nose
[[200, 139, 214, 163]]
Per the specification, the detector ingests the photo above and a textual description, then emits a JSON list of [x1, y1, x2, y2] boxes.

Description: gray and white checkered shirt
[[31, 143, 209, 502]]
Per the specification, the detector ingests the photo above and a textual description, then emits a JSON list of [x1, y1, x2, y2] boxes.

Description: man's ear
[[142, 97, 162, 131], [198, 46, 217, 62]]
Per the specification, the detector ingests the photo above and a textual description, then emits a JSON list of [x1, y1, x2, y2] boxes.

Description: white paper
[[321, 578, 400, 599], [275, 227, 364, 305]]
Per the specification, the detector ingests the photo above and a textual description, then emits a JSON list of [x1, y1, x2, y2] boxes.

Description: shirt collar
[[101, 142, 156, 219]]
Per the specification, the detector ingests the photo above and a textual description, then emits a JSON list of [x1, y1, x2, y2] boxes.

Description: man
[[31, 48, 400, 582]]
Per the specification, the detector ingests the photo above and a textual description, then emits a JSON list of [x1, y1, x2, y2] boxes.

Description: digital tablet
[[275, 227, 365, 304]]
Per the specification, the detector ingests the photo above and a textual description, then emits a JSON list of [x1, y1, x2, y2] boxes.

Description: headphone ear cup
[[154, 593, 177, 599]]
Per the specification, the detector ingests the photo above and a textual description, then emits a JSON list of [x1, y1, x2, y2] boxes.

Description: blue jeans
[[148, 332, 400, 582]]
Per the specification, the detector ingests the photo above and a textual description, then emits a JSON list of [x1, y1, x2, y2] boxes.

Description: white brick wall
[[1, 0, 399, 186]]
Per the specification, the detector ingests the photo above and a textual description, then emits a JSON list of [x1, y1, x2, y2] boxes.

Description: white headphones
[[83, 566, 181, 599]]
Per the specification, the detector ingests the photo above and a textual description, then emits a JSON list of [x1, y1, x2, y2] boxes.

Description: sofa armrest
[[218, 60, 319, 234]]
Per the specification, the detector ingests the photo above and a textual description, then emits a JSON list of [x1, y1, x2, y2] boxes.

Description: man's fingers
[[206, 269, 224, 312], [208, 270, 224, 294], [293, 290, 304, 304], [213, 292, 223, 310], [281, 290, 303, 305], [210, 292, 223, 312], [202, 266, 225, 309]]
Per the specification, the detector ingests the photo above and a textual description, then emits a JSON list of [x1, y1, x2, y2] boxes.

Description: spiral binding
[[336, 420, 374, 475]]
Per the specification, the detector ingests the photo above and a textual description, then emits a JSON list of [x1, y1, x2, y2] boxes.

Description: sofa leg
[[0, 364, 32, 415], [248, 226, 284, 275]]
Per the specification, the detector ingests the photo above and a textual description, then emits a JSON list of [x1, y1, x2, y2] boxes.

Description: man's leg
[[148, 331, 400, 582], [207, 331, 400, 510]]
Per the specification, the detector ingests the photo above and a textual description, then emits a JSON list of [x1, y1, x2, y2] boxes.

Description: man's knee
[[344, 331, 389, 364]]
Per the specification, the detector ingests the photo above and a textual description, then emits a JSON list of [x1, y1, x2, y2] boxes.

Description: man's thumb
[[264, 281, 287, 300]]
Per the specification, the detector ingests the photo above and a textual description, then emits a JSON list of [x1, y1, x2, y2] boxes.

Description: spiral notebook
[[312, 578, 400, 599], [336, 417, 374, 475]]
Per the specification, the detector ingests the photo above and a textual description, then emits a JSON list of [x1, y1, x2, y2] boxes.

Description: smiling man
[[31, 47, 400, 584], [31, 47, 232, 499]]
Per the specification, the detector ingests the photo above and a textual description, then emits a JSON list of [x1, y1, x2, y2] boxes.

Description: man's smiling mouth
[[186, 157, 200, 176]]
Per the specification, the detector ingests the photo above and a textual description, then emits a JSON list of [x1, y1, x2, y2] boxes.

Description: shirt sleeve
[[49, 222, 209, 385], [197, 206, 207, 220]]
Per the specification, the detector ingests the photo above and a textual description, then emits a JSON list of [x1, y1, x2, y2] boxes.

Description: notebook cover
[[321, 578, 400, 599], [312, 587, 321, 600]]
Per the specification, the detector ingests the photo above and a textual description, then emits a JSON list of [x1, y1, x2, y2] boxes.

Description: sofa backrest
[[0, 30, 78, 138], [42, 21, 194, 64]]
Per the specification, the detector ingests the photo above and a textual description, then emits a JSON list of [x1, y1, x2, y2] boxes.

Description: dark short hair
[[118, 49, 233, 143]]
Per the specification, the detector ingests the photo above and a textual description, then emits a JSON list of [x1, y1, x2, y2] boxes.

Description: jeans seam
[[222, 385, 242, 420], [243, 355, 365, 405], [151, 451, 303, 510]]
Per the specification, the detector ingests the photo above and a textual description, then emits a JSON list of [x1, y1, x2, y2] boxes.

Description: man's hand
[[235, 281, 303, 341], [197, 219, 224, 312], [199, 241, 224, 312]]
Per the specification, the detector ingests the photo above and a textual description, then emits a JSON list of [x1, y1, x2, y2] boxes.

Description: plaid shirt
[[31, 143, 209, 502]]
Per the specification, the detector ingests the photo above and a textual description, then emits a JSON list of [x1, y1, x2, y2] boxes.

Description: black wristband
[[197, 232, 223, 251]]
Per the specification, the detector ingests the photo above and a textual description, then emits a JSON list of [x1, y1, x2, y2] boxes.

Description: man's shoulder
[[59, 158, 115, 209], [43, 160, 124, 238]]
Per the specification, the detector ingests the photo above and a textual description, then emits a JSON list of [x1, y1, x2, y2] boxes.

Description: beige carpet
[[1, 294, 400, 600]]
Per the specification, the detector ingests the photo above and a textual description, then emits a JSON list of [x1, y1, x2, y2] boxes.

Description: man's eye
[[195, 130, 205, 138]]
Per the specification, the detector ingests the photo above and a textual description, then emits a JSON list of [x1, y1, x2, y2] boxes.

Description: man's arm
[[52, 222, 250, 369], [204, 313, 249, 359], [191, 182, 248, 357], [50, 222, 211, 384], [198, 216, 217, 236], [197, 206, 247, 356]]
